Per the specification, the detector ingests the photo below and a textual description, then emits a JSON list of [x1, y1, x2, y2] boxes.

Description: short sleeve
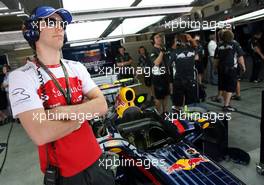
[[235, 42, 245, 57], [150, 51, 158, 64], [208, 41, 217, 57], [78, 63, 97, 95], [9, 71, 43, 118]]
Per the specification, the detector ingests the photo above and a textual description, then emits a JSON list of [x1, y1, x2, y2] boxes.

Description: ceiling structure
[[0, 0, 208, 51], [1, 0, 264, 52]]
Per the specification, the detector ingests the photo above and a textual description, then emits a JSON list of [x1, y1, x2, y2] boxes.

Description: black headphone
[[22, 7, 41, 47], [150, 33, 156, 45]]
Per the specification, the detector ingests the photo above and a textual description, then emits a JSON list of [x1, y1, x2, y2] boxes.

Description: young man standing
[[169, 34, 199, 111], [9, 6, 114, 185], [250, 31, 264, 83], [149, 33, 170, 114], [207, 34, 218, 85]]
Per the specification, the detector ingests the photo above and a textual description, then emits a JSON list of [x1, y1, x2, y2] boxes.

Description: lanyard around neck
[[36, 58, 71, 105]]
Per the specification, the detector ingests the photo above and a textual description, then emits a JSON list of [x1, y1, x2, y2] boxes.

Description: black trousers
[[172, 78, 198, 106], [59, 157, 115, 185], [250, 58, 262, 82]]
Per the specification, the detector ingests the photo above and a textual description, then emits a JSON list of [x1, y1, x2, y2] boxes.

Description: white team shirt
[[9, 59, 97, 118], [208, 40, 217, 57]]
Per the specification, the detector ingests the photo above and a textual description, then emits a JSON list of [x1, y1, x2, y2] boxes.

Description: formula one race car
[[91, 86, 245, 185]]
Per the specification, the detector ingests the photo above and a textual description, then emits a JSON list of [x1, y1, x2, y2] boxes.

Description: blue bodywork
[[94, 108, 245, 185]]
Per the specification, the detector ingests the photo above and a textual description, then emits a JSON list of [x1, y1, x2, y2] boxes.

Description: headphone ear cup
[[22, 19, 40, 43], [23, 29, 39, 42]]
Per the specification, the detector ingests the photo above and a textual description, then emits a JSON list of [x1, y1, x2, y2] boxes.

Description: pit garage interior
[[1, 0, 264, 185]]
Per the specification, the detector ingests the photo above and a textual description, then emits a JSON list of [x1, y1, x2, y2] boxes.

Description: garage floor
[[0, 81, 264, 185]]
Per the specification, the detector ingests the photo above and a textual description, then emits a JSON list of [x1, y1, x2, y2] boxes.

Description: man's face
[[36, 13, 65, 50], [2, 67, 7, 74], [154, 34, 162, 45], [139, 48, 145, 55], [119, 48, 125, 55]]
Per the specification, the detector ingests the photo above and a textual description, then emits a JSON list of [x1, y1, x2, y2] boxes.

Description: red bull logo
[[167, 157, 209, 174]]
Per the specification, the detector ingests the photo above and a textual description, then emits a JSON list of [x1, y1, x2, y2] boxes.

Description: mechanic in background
[[115, 46, 134, 79], [214, 30, 246, 112], [138, 46, 154, 100], [194, 35, 205, 84], [250, 31, 264, 83], [207, 34, 218, 85], [169, 33, 199, 112], [150, 33, 170, 115], [1, 64, 12, 118]]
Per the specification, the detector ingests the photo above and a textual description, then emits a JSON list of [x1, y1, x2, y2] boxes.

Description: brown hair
[[217, 29, 226, 41], [3, 64, 11, 72], [222, 30, 234, 43]]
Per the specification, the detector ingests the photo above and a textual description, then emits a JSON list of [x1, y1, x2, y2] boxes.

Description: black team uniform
[[150, 47, 170, 100], [138, 53, 152, 87], [170, 45, 198, 107], [215, 40, 244, 95], [250, 36, 263, 82], [115, 52, 134, 79]]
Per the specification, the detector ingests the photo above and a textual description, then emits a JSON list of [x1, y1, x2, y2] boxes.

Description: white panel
[[109, 16, 164, 37], [63, 0, 134, 11], [66, 21, 111, 41], [139, 0, 194, 7]]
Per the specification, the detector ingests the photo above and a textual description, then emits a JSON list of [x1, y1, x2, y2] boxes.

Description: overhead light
[[69, 37, 123, 47], [109, 16, 164, 37], [138, 0, 194, 7], [70, 41, 97, 47], [10, 11, 24, 15], [17, 13, 29, 17], [244, 14, 264, 21], [14, 46, 31, 51], [66, 20, 112, 41], [97, 38, 122, 43], [0, 7, 8, 10], [223, 8, 264, 24], [0, 1, 8, 10], [62, 0, 134, 11], [186, 26, 216, 33]]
